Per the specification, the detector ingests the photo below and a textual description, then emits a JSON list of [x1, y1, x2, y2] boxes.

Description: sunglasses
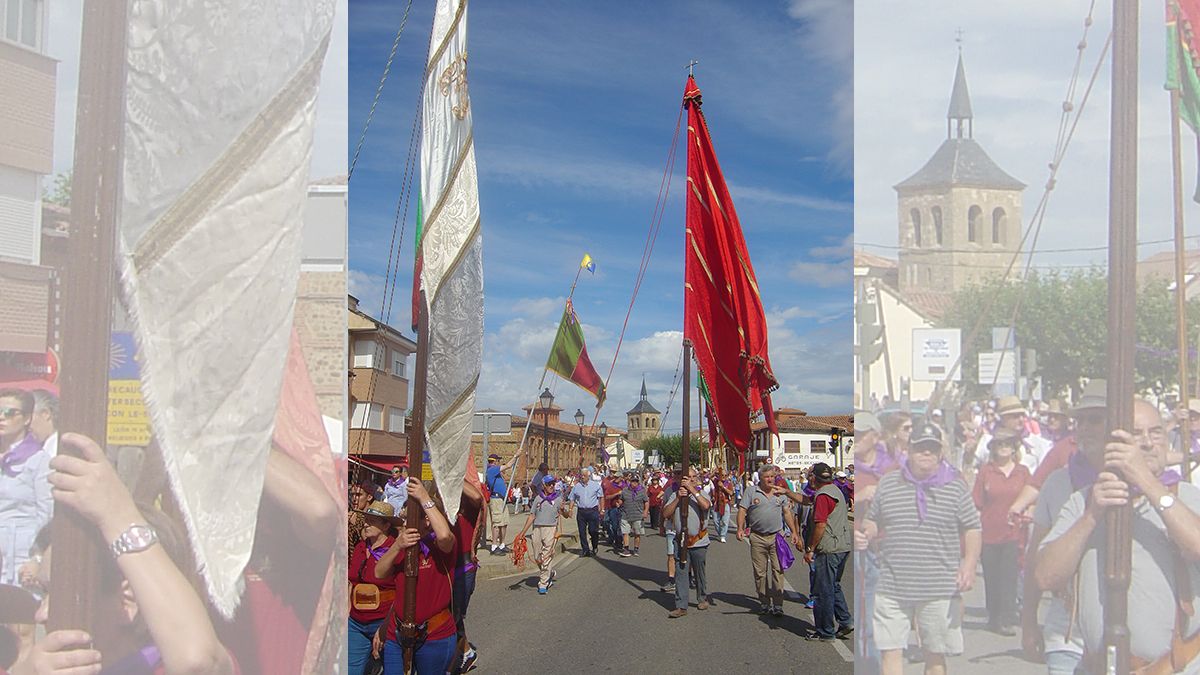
[[0, 407, 25, 419]]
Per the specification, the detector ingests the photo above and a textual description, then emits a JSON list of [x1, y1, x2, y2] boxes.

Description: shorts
[[488, 497, 508, 528], [665, 530, 678, 556], [621, 518, 645, 536], [872, 594, 954, 654]]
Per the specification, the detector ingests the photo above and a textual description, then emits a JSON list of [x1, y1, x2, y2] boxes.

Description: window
[[992, 207, 1006, 244], [2, 0, 41, 50], [352, 339, 380, 369], [352, 403, 384, 430], [968, 205, 982, 243], [387, 407, 405, 433], [810, 440, 827, 453], [650, 418, 656, 429], [909, 208, 922, 247], [391, 351, 407, 378], [931, 206, 944, 246], [784, 440, 801, 452]]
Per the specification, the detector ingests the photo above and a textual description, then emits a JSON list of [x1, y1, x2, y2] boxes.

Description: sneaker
[[668, 608, 687, 618], [548, 571, 556, 588], [759, 603, 771, 614], [633, 548, 640, 556], [618, 549, 632, 558], [804, 630, 835, 642], [537, 586, 547, 595], [835, 625, 854, 640], [997, 624, 1016, 637], [697, 601, 709, 611], [460, 647, 478, 672], [719, 537, 727, 543], [770, 605, 784, 617], [804, 597, 816, 609], [661, 580, 676, 593]]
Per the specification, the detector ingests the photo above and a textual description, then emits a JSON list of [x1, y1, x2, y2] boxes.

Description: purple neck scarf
[[857, 442, 897, 478], [367, 537, 391, 561], [1, 433, 41, 478], [417, 531, 436, 558], [539, 490, 559, 503], [628, 485, 643, 496], [899, 459, 959, 523], [387, 476, 405, 487], [1067, 450, 1100, 491]]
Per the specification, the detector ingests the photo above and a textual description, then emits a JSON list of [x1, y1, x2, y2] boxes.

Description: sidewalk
[[477, 511, 580, 579]]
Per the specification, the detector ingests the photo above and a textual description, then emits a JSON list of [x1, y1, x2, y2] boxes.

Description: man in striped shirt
[[858, 421, 981, 675]]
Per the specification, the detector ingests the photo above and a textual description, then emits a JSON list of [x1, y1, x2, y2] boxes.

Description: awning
[[349, 454, 408, 475]]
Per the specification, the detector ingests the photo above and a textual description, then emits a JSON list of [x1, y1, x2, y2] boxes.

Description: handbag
[[776, 532, 795, 571]]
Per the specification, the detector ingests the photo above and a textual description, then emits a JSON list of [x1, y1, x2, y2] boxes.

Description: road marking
[[781, 574, 853, 662]]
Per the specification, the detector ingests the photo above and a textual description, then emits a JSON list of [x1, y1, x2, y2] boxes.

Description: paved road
[[898, 570, 1046, 674], [465, 522, 855, 673]]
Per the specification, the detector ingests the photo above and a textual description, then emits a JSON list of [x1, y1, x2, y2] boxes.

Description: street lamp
[[574, 408, 585, 468], [597, 421, 607, 467], [539, 387, 553, 467]]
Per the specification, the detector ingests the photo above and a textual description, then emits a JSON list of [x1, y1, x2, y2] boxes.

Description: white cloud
[[810, 234, 853, 259], [511, 296, 566, 320], [789, 261, 853, 288]]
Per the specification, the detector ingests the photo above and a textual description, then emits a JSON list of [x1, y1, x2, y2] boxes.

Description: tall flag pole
[[1105, 0, 1138, 671], [1168, 0, 1195, 478], [681, 74, 779, 456], [416, 0, 484, 525]]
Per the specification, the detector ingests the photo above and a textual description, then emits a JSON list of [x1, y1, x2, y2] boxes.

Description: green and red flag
[[1168, 0, 1200, 201], [546, 300, 606, 404]]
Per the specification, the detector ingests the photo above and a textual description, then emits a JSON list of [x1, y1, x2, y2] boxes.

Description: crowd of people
[[346, 451, 859, 673], [856, 382, 1200, 674]]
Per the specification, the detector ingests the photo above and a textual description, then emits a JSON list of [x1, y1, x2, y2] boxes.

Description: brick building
[[0, 0, 57, 376], [348, 295, 416, 456]]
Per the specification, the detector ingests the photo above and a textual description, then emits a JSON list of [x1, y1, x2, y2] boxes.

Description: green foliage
[[635, 434, 703, 468], [939, 269, 1200, 400], [43, 170, 72, 208]]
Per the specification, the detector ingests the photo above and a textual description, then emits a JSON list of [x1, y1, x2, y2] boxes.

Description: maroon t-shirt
[[972, 462, 1031, 544], [348, 536, 397, 623], [1030, 435, 1077, 489]]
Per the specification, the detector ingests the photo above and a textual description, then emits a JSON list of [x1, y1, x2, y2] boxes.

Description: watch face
[[128, 526, 155, 549]]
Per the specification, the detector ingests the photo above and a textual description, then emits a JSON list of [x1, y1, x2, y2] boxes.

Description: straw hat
[[352, 500, 404, 524], [988, 427, 1022, 451], [995, 396, 1025, 417], [1070, 379, 1107, 415], [1044, 399, 1069, 419]]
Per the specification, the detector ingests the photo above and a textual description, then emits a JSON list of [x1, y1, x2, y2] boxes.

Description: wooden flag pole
[[50, 0, 128, 634], [1104, 0, 1138, 671], [400, 292, 431, 664], [1170, 28, 1192, 481], [679, 342, 692, 557]]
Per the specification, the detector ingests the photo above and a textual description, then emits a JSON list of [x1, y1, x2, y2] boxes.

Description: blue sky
[[348, 0, 852, 433]]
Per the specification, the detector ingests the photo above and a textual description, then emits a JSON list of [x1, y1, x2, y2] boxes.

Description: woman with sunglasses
[[0, 388, 51, 587]]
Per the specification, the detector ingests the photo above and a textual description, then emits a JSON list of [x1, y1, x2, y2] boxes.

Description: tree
[[43, 170, 72, 208], [635, 434, 703, 468], [939, 269, 1200, 401]]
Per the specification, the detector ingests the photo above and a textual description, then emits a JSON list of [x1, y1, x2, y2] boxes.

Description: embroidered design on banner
[[439, 52, 470, 119]]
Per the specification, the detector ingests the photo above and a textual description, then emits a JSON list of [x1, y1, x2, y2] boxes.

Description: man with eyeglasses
[[1036, 398, 1200, 674], [1016, 380, 1106, 673], [857, 421, 980, 675], [384, 464, 408, 513]]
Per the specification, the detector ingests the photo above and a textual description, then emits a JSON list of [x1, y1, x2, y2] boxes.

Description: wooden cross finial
[[686, 59, 699, 76]]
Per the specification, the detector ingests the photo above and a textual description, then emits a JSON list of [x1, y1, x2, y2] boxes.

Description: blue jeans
[[348, 616, 382, 675], [812, 550, 852, 639], [576, 507, 600, 554], [713, 509, 730, 539], [673, 546, 708, 609], [1045, 650, 1083, 675], [605, 508, 622, 545], [383, 634, 456, 675], [452, 567, 476, 639]]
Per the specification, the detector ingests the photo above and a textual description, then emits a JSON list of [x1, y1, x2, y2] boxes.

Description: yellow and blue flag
[[580, 253, 596, 274]]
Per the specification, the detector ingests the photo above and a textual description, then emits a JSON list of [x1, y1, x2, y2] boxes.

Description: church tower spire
[[947, 51, 973, 139]]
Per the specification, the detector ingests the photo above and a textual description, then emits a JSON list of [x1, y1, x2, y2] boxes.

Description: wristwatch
[[1155, 493, 1177, 515], [421, 500, 436, 510], [111, 523, 158, 558]]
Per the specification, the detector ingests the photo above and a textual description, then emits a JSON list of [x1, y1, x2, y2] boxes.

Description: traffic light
[[829, 427, 841, 451], [856, 295, 884, 365]]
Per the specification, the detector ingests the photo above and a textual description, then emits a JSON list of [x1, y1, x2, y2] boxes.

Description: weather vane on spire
[[955, 27, 965, 51]]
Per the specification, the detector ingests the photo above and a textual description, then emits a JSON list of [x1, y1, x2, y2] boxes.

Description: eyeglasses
[[0, 407, 25, 419], [1131, 426, 1166, 442]]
